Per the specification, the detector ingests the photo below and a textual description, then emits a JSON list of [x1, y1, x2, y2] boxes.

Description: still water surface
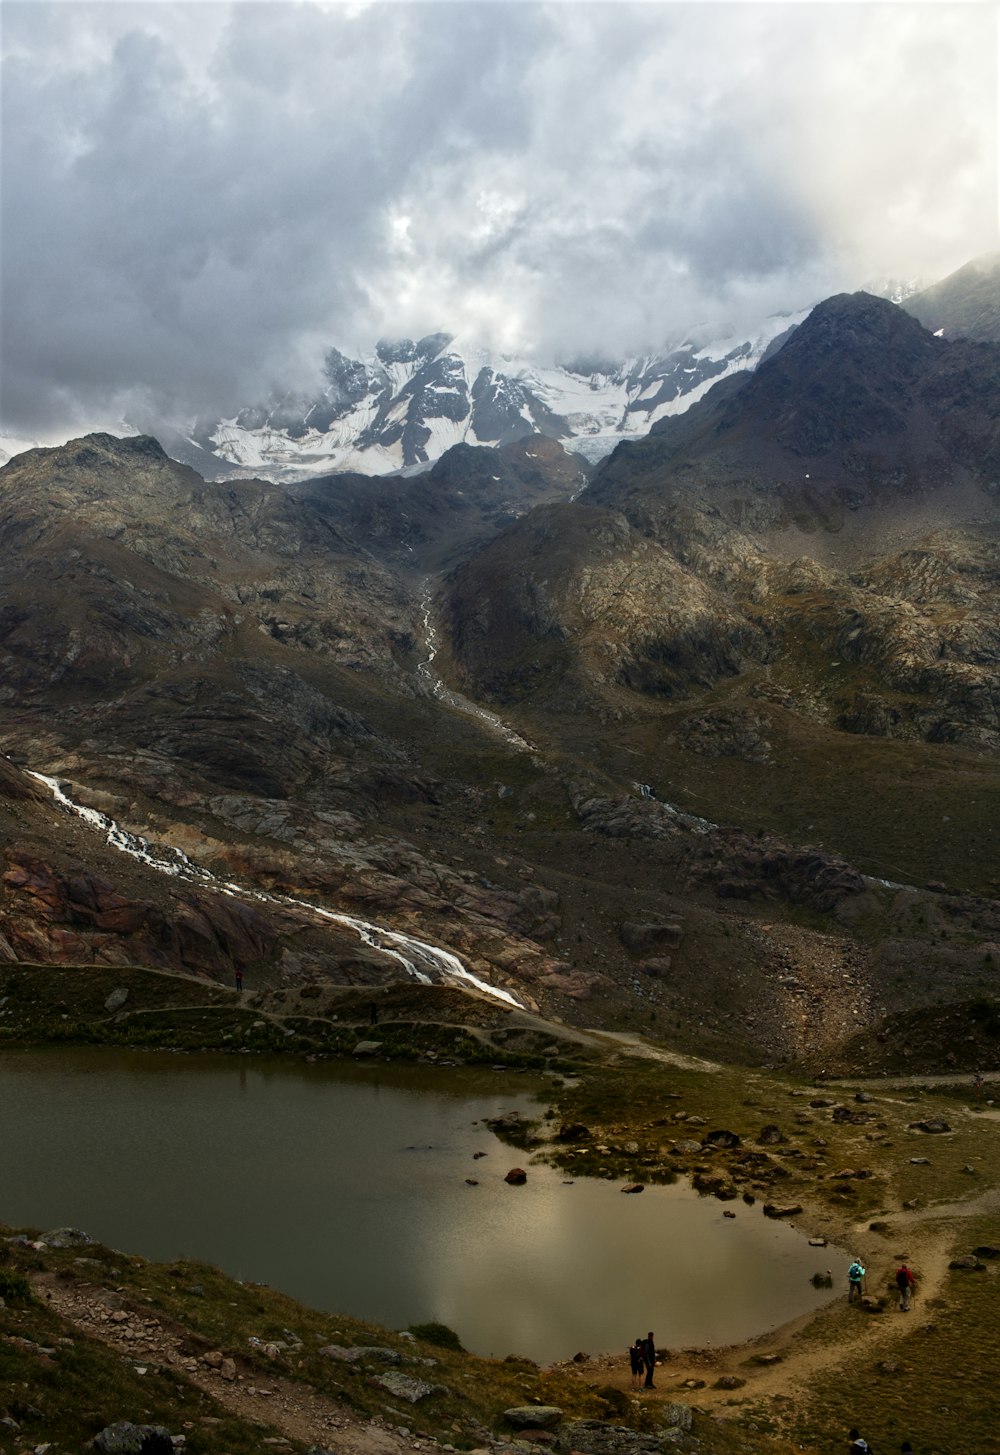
[[0, 1049, 841, 1362]]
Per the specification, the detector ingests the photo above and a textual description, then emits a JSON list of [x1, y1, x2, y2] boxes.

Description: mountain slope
[[436, 291, 1000, 911], [2, 289, 999, 1073], [0, 432, 416, 696], [903, 251, 1000, 342], [589, 292, 1000, 535], [443, 295, 1000, 731], [292, 435, 590, 573]]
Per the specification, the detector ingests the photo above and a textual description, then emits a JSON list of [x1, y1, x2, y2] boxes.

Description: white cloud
[[1, 1, 996, 435]]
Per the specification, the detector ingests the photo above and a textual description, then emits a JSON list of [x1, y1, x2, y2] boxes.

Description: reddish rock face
[[0, 758, 50, 804], [0, 849, 280, 974]]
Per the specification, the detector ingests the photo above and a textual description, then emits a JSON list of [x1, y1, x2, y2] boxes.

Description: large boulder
[[662, 1403, 694, 1430], [703, 1128, 741, 1149], [370, 1370, 444, 1403], [503, 1406, 563, 1429], [639, 957, 672, 978], [556, 1122, 592, 1142], [561, 1420, 666, 1453], [619, 921, 684, 954], [319, 1344, 401, 1365], [93, 1425, 174, 1455], [40, 1227, 94, 1249]]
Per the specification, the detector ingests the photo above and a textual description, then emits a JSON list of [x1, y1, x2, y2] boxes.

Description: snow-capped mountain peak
[[194, 311, 807, 481]]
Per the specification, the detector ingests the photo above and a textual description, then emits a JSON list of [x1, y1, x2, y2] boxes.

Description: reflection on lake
[[0, 1049, 841, 1362]]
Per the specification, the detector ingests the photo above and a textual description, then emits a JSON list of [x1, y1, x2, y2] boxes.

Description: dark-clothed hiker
[[628, 1336, 644, 1389], [643, 1331, 656, 1388]]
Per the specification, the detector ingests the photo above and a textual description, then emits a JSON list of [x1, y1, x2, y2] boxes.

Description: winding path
[[31, 1272, 425, 1454]]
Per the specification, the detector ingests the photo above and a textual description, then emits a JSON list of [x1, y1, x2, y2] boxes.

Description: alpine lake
[[0, 1047, 844, 1363]]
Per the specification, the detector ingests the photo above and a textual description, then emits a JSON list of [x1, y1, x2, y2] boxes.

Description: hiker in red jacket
[[896, 1261, 915, 1311]]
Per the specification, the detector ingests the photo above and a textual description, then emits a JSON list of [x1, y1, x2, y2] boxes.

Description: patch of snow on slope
[[423, 413, 470, 457]]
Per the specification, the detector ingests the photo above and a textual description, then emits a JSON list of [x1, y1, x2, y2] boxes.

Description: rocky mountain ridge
[[440, 293, 1000, 738], [129, 259, 991, 484]]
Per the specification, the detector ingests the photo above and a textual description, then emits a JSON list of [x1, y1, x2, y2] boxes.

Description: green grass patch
[[406, 1320, 466, 1351]]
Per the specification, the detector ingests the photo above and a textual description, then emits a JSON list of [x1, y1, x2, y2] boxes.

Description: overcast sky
[[1, 0, 997, 439]]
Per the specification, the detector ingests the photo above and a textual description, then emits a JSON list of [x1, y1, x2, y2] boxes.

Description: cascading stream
[[417, 582, 536, 754], [26, 769, 524, 1009]]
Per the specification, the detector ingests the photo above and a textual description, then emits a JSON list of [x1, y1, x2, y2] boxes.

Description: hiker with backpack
[[895, 1260, 915, 1311], [847, 1257, 866, 1303], [849, 1428, 873, 1455], [628, 1335, 645, 1389]]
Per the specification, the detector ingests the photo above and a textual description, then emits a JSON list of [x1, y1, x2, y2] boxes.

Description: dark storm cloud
[[1, 1, 553, 432], [1, 1, 995, 438]]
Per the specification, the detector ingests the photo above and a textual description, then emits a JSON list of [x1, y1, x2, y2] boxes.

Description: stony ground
[[30, 1272, 427, 1453], [725, 921, 875, 1063]]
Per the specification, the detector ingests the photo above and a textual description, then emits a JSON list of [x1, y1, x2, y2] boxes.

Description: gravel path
[[31, 1273, 438, 1453]]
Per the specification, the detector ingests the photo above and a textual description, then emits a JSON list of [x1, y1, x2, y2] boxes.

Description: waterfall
[[417, 582, 535, 754], [26, 769, 524, 1009]]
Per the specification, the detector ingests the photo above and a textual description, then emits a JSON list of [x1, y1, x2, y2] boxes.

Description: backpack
[[896, 1267, 908, 1289]]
